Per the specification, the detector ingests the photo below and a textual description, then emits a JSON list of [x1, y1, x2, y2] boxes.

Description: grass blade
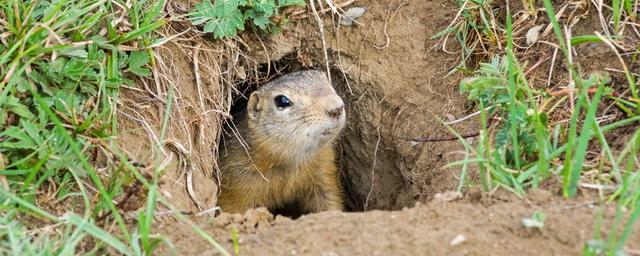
[[565, 81, 605, 197], [62, 213, 132, 255]]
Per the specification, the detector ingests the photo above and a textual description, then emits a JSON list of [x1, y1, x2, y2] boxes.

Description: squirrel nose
[[327, 105, 344, 119]]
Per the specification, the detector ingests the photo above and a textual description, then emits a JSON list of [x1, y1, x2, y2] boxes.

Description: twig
[[309, 0, 332, 82], [164, 139, 207, 212], [193, 43, 205, 112], [0, 153, 7, 194], [126, 206, 221, 219], [186, 165, 205, 211], [579, 183, 617, 190], [192, 43, 209, 152], [127, 210, 191, 219], [524, 55, 550, 76], [549, 87, 603, 97], [334, 15, 354, 95], [547, 46, 559, 87], [195, 206, 220, 217], [406, 132, 480, 143], [542, 3, 569, 38], [291, 0, 356, 19], [364, 116, 382, 211], [444, 106, 493, 125], [0, 176, 9, 204]]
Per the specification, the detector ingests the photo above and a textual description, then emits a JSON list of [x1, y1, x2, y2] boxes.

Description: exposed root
[[310, 0, 333, 82], [290, 0, 357, 20], [186, 165, 205, 211], [373, 0, 408, 50], [406, 132, 480, 143]]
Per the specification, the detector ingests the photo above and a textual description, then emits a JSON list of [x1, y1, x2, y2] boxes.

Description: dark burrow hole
[[219, 53, 364, 219]]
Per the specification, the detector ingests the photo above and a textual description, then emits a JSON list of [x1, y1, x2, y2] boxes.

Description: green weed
[[0, 211, 61, 255], [432, 0, 502, 73], [0, 0, 201, 254], [231, 227, 240, 255], [452, 54, 553, 194], [612, 0, 636, 34], [189, 0, 306, 39], [446, 0, 640, 254]]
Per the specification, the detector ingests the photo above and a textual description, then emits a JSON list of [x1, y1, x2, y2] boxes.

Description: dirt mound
[[158, 188, 639, 255]]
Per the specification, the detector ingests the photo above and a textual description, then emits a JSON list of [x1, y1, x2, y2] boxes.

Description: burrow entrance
[[219, 49, 465, 216], [219, 53, 373, 215]]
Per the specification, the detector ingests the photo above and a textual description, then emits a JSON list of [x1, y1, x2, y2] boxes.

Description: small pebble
[[526, 24, 544, 45], [339, 7, 367, 26], [450, 234, 467, 246]]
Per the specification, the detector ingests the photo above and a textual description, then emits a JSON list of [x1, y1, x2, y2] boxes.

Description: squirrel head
[[246, 70, 345, 165]]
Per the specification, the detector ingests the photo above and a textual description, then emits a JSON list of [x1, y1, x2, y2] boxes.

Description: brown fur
[[217, 70, 345, 214]]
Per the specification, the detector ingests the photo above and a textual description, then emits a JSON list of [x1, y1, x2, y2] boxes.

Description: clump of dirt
[[212, 207, 275, 233]]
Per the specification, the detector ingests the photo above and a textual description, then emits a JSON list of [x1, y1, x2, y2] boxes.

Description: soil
[[113, 0, 640, 254], [157, 187, 639, 255]]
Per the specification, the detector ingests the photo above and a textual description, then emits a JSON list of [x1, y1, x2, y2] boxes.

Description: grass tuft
[[0, 0, 227, 254], [433, 0, 503, 74], [443, 0, 640, 254]]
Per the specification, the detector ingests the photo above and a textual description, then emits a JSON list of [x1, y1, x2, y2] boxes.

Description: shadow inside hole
[[329, 68, 364, 213]]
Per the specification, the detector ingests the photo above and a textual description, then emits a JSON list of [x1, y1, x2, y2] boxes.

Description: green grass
[[0, 0, 232, 254], [443, 1, 640, 254], [612, 0, 635, 34], [0, 0, 162, 253]]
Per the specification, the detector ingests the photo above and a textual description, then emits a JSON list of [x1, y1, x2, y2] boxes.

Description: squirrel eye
[[274, 95, 292, 109]]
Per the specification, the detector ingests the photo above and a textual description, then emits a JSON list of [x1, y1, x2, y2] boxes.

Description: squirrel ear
[[247, 91, 262, 119]]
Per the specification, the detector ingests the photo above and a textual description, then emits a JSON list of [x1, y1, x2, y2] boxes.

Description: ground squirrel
[[217, 70, 346, 215]]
